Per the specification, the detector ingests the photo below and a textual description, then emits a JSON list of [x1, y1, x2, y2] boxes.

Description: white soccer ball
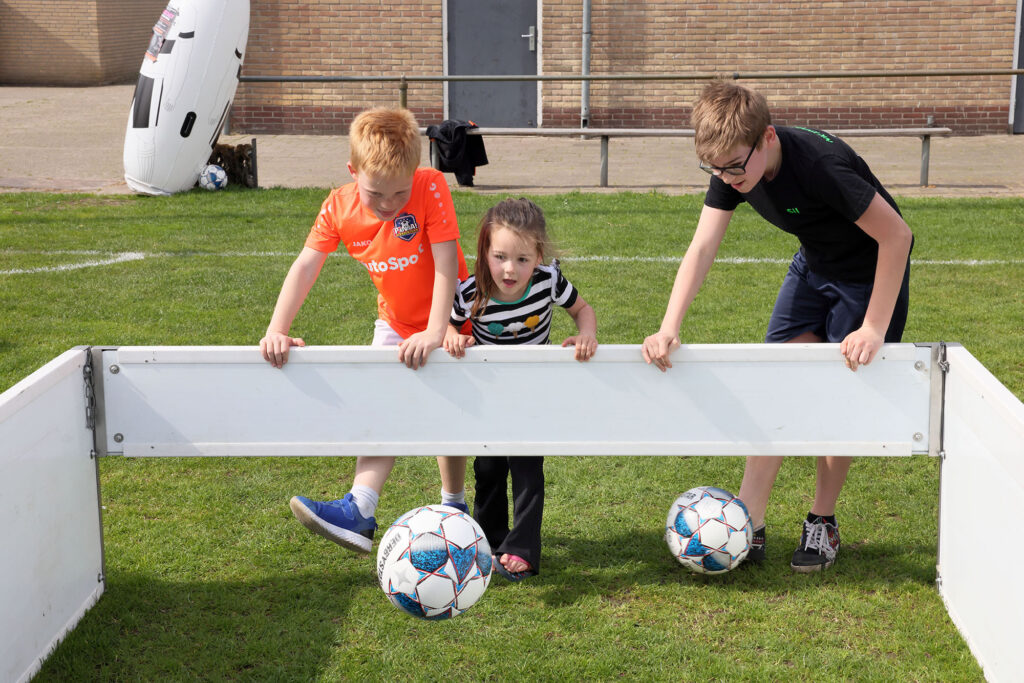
[[198, 164, 228, 191], [376, 505, 492, 619], [665, 486, 753, 575]]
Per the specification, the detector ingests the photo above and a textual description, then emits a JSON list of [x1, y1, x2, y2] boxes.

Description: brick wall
[[231, 0, 1016, 135], [96, 0, 169, 82], [232, 0, 445, 133], [540, 0, 1017, 134], [1, 1, 1015, 130], [0, 1, 165, 86]]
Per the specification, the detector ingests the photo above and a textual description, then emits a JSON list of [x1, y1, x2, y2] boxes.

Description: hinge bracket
[[83, 348, 98, 458], [937, 341, 948, 459]]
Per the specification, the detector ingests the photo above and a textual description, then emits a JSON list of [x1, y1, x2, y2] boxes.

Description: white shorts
[[371, 319, 405, 347]]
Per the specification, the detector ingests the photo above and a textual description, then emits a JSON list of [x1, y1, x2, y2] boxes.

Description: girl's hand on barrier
[[443, 328, 476, 359], [563, 334, 597, 362]]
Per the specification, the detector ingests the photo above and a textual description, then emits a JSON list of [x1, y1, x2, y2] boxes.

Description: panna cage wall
[[1, 343, 1022, 682]]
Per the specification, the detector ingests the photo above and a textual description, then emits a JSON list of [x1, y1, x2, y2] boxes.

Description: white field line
[[564, 256, 1024, 266], [1, 249, 1021, 274], [0, 251, 147, 275]]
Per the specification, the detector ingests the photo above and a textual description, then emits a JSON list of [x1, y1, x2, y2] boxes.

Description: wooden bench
[[424, 126, 953, 188]]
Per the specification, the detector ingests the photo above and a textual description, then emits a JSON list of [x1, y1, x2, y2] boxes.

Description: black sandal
[[492, 554, 537, 582]]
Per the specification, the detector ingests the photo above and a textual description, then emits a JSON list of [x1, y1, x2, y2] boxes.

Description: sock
[[441, 489, 466, 506], [350, 485, 379, 519], [808, 512, 837, 526], [751, 525, 766, 550]]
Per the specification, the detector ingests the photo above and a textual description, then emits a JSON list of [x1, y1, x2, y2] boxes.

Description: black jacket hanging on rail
[[425, 119, 489, 187]]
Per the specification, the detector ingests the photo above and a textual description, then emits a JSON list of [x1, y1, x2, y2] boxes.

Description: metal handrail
[[237, 68, 1018, 188], [240, 68, 1024, 109], [424, 126, 953, 188], [240, 68, 1024, 83]]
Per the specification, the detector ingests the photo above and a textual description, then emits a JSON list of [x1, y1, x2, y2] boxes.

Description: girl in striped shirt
[[444, 198, 597, 580]]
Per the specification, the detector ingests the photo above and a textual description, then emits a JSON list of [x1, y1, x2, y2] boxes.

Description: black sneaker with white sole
[[791, 515, 840, 572]]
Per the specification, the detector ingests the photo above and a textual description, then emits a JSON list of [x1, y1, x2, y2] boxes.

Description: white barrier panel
[[938, 347, 1024, 683], [0, 349, 105, 683], [97, 343, 933, 458], [6, 343, 1024, 679]]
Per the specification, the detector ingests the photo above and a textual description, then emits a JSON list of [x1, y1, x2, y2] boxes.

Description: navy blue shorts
[[765, 250, 910, 344]]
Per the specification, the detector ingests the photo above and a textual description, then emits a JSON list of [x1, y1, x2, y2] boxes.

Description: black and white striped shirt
[[451, 262, 578, 345]]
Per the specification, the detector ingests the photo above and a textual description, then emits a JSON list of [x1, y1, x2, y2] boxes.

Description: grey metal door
[[447, 0, 537, 127]]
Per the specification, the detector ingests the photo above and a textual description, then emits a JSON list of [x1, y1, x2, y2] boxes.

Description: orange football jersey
[[305, 167, 469, 339]]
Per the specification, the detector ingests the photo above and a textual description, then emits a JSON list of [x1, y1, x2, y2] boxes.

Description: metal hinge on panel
[[84, 350, 96, 431], [83, 348, 98, 458], [923, 341, 949, 459], [937, 341, 948, 460]]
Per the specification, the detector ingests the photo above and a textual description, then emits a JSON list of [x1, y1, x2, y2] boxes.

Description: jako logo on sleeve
[[365, 244, 426, 273]]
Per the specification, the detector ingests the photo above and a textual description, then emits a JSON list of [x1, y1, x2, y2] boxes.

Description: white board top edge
[[0, 349, 85, 421], [109, 343, 926, 365], [121, 439, 916, 458]]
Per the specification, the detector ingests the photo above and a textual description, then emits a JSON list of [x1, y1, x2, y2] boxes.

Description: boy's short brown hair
[[348, 107, 421, 177], [691, 81, 772, 163]]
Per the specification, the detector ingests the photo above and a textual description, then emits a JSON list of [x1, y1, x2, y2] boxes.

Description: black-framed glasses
[[699, 144, 756, 176]]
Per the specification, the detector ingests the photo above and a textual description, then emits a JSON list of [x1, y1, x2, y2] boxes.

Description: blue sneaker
[[289, 493, 376, 553], [441, 501, 469, 514]]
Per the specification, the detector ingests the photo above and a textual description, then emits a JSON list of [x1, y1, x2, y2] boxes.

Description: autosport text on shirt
[[363, 244, 425, 273]]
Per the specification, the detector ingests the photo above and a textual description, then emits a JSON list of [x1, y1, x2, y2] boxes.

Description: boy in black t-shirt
[[642, 81, 913, 572]]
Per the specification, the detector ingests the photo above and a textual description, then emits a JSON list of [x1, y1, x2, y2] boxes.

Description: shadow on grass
[[35, 568, 375, 681], [529, 528, 938, 608]]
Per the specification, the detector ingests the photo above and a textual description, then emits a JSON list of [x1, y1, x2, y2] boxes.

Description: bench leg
[[920, 135, 931, 187], [600, 135, 609, 187], [250, 137, 258, 189]]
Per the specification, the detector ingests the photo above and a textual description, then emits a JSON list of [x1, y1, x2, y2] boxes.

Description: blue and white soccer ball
[[665, 486, 753, 575], [376, 505, 492, 619], [198, 164, 228, 190]]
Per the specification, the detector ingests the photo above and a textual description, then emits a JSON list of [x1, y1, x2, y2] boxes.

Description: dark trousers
[[473, 456, 544, 572]]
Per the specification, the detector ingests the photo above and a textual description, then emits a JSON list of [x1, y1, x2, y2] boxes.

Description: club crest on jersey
[[392, 213, 419, 242]]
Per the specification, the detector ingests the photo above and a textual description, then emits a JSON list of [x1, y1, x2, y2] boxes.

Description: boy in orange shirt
[[260, 107, 470, 554]]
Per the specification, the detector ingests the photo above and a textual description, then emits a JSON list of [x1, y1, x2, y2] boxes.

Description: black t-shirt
[[704, 126, 903, 283]]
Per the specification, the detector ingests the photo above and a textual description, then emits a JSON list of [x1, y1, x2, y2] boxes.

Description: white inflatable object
[[123, 0, 249, 195]]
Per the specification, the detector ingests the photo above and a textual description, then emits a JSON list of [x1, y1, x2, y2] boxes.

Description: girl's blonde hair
[[691, 81, 772, 163], [348, 107, 421, 178], [471, 198, 554, 320]]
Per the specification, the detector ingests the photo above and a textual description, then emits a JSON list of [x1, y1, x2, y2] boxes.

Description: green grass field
[[2, 189, 1021, 680]]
